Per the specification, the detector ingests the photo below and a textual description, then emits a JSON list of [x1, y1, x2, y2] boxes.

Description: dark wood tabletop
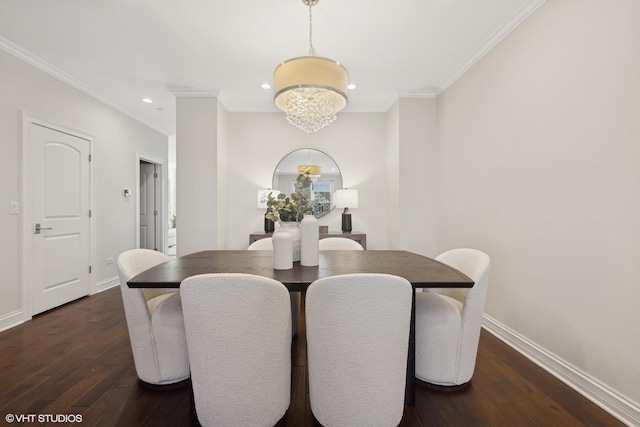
[[127, 250, 474, 291], [126, 249, 473, 406]]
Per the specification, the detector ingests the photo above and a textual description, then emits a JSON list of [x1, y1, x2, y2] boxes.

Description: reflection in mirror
[[272, 149, 342, 219]]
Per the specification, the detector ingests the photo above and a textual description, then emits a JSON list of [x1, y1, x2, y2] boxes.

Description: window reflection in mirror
[[272, 149, 342, 219]]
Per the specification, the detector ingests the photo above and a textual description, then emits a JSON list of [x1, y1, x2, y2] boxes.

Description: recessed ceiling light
[[347, 84, 356, 90], [261, 83, 271, 90], [142, 98, 153, 103]]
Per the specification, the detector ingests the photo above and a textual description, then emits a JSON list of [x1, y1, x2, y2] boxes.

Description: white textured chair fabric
[[247, 237, 274, 250], [117, 249, 190, 385], [306, 273, 412, 427], [180, 273, 291, 427], [247, 237, 300, 337], [318, 237, 364, 250], [415, 248, 491, 386]]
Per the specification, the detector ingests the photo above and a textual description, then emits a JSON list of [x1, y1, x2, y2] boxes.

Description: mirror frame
[[272, 149, 342, 219]]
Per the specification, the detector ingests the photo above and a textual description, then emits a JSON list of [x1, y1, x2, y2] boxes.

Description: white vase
[[272, 228, 293, 270], [279, 221, 301, 262], [300, 214, 319, 266]]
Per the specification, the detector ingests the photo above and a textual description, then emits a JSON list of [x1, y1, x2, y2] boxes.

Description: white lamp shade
[[257, 189, 280, 209], [334, 189, 358, 209]]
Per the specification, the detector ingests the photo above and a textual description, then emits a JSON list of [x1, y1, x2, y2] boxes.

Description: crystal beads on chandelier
[[280, 87, 340, 133]]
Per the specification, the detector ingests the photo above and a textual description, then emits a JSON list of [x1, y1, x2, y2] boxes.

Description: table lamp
[[257, 189, 280, 232], [334, 189, 358, 233]]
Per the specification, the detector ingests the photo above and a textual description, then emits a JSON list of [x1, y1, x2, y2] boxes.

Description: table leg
[[405, 289, 415, 405]]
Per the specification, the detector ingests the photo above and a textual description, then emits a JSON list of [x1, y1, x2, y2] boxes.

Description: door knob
[[34, 223, 52, 234]]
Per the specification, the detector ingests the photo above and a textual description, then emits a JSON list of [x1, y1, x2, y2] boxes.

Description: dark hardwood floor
[[0, 287, 623, 427]]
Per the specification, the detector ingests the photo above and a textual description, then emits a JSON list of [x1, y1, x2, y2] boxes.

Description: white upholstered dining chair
[[116, 249, 190, 385], [306, 273, 412, 427], [318, 236, 364, 250], [247, 237, 300, 336], [180, 273, 291, 427], [415, 248, 490, 386], [247, 237, 274, 250]]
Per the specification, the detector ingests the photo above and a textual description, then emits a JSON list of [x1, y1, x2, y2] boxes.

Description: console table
[[250, 231, 366, 249]]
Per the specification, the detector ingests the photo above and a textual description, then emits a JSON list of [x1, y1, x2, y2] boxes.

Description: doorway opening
[[137, 157, 164, 252]]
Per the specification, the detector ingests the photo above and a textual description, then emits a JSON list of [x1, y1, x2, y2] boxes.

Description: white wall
[[436, 0, 640, 407], [224, 112, 389, 250], [398, 98, 439, 256], [386, 102, 400, 249], [385, 98, 439, 256], [175, 97, 219, 256], [0, 48, 168, 327], [175, 101, 438, 254], [168, 134, 177, 220], [217, 101, 229, 249]]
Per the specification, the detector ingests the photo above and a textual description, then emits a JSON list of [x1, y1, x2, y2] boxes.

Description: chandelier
[[298, 164, 322, 181], [274, 0, 348, 133], [298, 149, 322, 181]]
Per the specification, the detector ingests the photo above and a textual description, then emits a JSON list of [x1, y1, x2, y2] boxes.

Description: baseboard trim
[[482, 314, 640, 426], [94, 276, 119, 294], [0, 309, 29, 333]]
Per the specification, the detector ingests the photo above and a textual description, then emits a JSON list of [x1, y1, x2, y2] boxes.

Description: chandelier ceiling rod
[[306, 0, 317, 56]]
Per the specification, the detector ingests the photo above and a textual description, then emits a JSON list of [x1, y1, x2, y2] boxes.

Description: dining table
[[127, 249, 474, 405]]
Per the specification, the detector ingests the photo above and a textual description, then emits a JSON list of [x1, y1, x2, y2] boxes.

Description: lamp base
[[264, 216, 275, 233], [341, 209, 352, 233]]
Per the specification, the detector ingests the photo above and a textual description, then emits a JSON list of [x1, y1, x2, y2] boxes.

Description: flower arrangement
[[266, 174, 314, 222]]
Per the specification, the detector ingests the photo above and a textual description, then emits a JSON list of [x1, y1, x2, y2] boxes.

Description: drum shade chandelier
[[298, 164, 322, 182], [274, 0, 348, 133], [298, 149, 322, 181]]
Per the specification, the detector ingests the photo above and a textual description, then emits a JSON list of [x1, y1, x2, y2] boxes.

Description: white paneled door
[[30, 123, 91, 315], [139, 161, 158, 250]]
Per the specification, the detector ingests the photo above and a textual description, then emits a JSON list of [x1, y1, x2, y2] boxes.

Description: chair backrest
[[318, 237, 364, 250], [434, 248, 490, 305], [247, 236, 302, 337], [424, 248, 488, 304], [306, 273, 412, 427], [435, 248, 490, 375], [117, 249, 173, 382], [117, 248, 171, 309], [117, 248, 170, 283], [180, 273, 292, 427], [247, 237, 274, 250]]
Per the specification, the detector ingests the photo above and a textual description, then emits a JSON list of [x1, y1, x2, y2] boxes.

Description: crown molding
[[436, 0, 546, 97], [0, 36, 170, 135], [168, 85, 219, 98], [396, 89, 438, 99]]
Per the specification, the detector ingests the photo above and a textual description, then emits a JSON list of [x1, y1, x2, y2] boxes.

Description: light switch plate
[[10, 201, 19, 215]]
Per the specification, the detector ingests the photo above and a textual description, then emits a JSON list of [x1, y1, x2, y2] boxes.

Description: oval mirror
[[272, 149, 342, 219]]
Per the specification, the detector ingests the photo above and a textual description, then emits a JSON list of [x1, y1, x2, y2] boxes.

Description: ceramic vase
[[272, 228, 293, 270], [279, 221, 301, 262], [300, 214, 319, 266]]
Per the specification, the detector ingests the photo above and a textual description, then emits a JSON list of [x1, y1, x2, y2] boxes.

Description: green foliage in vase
[[266, 174, 315, 222]]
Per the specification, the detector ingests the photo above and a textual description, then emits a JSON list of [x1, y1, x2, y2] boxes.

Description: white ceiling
[[0, 0, 544, 136]]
